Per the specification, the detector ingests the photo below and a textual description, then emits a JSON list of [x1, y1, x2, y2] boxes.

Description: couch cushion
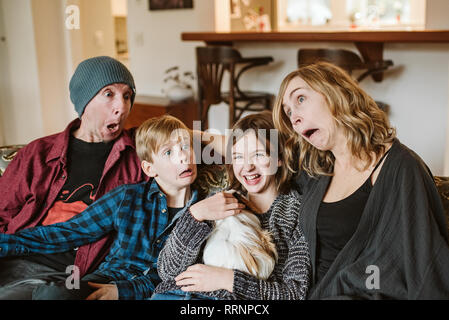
[[2, 144, 448, 229], [434, 176, 449, 230]]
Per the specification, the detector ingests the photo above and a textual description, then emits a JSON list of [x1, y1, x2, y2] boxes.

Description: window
[[276, 0, 425, 30]]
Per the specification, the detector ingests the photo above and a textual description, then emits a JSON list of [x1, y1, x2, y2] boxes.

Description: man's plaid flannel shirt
[[0, 178, 199, 300]]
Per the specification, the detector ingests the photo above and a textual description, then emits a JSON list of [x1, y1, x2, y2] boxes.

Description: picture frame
[[149, 0, 193, 11]]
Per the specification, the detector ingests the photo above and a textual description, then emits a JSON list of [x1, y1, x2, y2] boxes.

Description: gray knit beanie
[[69, 56, 136, 118]]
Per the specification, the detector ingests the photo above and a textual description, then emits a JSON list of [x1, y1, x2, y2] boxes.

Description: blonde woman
[[273, 61, 449, 299]]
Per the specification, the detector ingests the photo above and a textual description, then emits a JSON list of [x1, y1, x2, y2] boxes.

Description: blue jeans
[[151, 290, 219, 300], [31, 273, 112, 300], [0, 256, 68, 300]]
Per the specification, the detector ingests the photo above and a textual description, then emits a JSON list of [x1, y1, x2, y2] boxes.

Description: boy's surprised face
[[143, 133, 197, 191]]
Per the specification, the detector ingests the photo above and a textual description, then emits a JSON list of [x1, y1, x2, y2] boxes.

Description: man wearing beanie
[[0, 56, 148, 299]]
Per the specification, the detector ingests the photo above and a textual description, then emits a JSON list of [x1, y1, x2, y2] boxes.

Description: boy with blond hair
[[0, 115, 198, 300]]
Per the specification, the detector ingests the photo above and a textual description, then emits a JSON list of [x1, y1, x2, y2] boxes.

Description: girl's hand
[[189, 191, 245, 222], [175, 264, 234, 293]]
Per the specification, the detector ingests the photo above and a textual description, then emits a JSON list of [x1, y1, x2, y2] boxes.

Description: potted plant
[[162, 66, 195, 102]]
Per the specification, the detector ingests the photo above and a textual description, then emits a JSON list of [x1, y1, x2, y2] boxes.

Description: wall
[[1, 0, 447, 174], [111, 0, 127, 16], [79, 0, 115, 60], [0, 0, 119, 145], [127, 0, 449, 175], [31, 0, 74, 136], [64, 0, 116, 71], [0, 0, 44, 145], [0, 0, 6, 145], [127, 0, 229, 132], [231, 41, 449, 175], [426, 0, 449, 29], [127, 0, 214, 95]]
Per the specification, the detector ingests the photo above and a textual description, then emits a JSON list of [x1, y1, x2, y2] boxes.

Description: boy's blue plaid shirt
[[0, 179, 199, 300]]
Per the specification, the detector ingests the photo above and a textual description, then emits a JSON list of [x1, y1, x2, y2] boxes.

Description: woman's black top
[[315, 149, 391, 283]]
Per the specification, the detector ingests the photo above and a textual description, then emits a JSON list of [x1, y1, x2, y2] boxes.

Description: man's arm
[[0, 149, 28, 233], [0, 186, 125, 257]]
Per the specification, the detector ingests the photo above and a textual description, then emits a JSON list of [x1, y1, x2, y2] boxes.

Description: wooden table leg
[[355, 42, 384, 82]]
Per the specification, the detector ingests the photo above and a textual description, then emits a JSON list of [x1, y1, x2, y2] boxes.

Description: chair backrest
[[195, 46, 242, 105], [434, 176, 449, 232], [297, 48, 364, 75]]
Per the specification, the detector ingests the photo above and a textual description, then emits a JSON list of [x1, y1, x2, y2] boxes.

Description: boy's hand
[[189, 191, 245, 222], [175, 264, 234, 293], [86, 282, 119, 300]]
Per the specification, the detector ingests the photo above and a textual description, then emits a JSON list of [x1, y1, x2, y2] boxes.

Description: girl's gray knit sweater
[[153, 190, 311, 300]]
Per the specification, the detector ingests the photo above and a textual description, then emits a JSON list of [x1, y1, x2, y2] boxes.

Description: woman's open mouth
[[302, 128, 318, 140]]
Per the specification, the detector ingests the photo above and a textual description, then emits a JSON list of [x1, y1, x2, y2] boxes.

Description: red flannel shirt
[[0, 119, 148, 276]]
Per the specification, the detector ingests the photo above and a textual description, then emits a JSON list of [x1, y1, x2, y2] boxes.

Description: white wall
[[127, 0, 214, 95], [79, 0, 115, 59], [0, 0, 44, 145], [1, 0, 448, 175], [230, 41, 449, 176], [0, 0, 120, 145], [445, 60, 449, 174], [127, 0, 449, 175], [127, 0, 230, 132], [365, 43, 449, 176], [0, 0, 7, 146], [31, 0, 74, 136], [426, 0, 449, 29], [111, 0, 127, 16]]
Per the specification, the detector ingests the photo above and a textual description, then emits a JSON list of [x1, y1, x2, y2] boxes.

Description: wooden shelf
[[125, 95, 198, 130], [182, 30, 449, 82], [181, 30, 449, 44]]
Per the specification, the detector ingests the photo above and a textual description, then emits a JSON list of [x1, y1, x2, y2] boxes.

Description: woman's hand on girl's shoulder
[[189, 191, 245, 222]]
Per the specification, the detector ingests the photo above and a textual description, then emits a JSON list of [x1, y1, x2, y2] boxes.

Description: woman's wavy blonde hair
[[273, 61, 396, 177]]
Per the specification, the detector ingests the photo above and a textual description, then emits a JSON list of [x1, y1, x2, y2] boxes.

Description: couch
[[1, 144, 449, 225]]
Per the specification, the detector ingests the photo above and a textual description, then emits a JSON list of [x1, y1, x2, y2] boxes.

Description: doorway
[[111, 0, 129, 67]]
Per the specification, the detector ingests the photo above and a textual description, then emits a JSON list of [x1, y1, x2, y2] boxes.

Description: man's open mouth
[[107, 123, 119, 132]]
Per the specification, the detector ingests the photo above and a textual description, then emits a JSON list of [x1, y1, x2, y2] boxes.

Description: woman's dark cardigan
[[296, 139, 449, 299]]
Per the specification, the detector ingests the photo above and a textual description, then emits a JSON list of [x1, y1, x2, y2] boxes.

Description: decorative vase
[[166, 85, 193, 102]]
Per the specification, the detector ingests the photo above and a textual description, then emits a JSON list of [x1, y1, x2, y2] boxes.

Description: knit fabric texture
[[154, 190, 311, 300], [69, 56, 136, 117]]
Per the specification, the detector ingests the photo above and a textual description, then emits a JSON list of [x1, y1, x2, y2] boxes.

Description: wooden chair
[[297, 48, 393, 113], [297, 48, 393, 82], [196, 46, 274, 128]]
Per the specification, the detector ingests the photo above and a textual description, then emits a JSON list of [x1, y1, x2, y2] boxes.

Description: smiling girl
[[151, 111, 310, 300]]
